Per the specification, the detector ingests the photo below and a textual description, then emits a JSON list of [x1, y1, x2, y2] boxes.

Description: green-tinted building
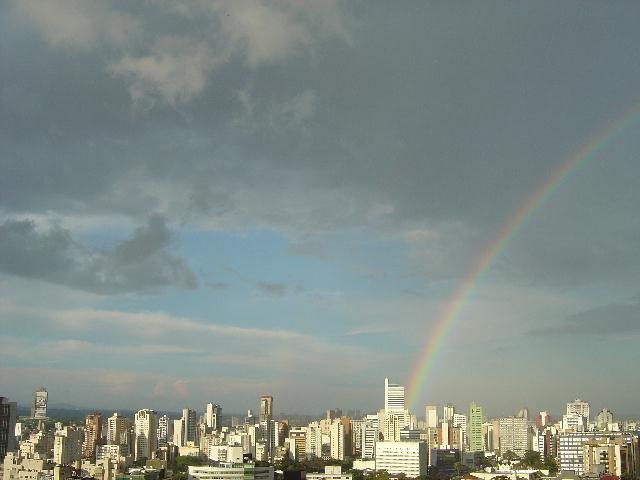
[[468, 402, 484, 452]]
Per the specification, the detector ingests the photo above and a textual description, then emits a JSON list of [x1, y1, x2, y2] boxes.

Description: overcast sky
[[2, 1, 640, 418]]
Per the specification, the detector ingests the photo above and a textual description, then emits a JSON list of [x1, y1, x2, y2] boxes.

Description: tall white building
[[443, 404, 454, 424], [361, 415, 378, 460], [330, 420, 345, 460], [375, 441, 428, 477], [596, 409, 614, 431], [107, 413, 128, 447], [425, 406, 438, 429], [562, 413, 586, 432], [157, 415, 171, 447], [452, 414, 467, 431], [134, 409, 158, 461], [31, 388, 48, 419], [383, 412, 405, 442], [566, 399, 590, 420], [174, 419, 185, 447], [384, 378, 405, 413]]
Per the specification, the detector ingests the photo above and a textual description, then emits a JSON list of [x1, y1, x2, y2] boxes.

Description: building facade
[[375, 441, 428, 477]]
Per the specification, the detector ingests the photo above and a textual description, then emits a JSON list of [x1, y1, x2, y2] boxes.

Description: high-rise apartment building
[[562, 413, 586, 432], [535, 411, 551, 429], [134, 409, 158, 461], [557, 432, 625, 474], [443, 404, 455, 424], [289, 427, 307, 460], [182, 409, 197, 444], [468, 402, 483, 452], [157, 414, 171, 447], [206, 404, 222, 431], [361, 414, 379, 460], [383, 411, 405, 442], [53, 426, 83, 465], [350, 419, 363, 456], [329, 418, 351, 460], [259, 396, 273, 423], [596, 409, 614, 431], [0, 397, 17, 461], [425, 406, 438, 429], [31, 388, 48, 419], [173, 419, 184, 446], [384, 378, 405, 413], [82, 412, 102, 459], [107, 413, 130, 454], [498, 417, 529, 457], [566, 398, 590, 420]]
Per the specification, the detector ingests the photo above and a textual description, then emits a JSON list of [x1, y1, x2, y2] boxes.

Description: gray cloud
[[1, 0, 640, 288], [224, 267, 287, 297], [206, 281, 230, 291], [532, 299, 640, 336], [0, 215, 196, 294], [254, 280, 287, 297]]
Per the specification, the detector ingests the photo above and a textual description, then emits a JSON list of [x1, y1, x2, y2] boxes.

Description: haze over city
[[2, 1, 640, 417]]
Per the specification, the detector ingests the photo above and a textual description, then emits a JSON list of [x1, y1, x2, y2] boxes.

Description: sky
[[1, 0, 640, 418]]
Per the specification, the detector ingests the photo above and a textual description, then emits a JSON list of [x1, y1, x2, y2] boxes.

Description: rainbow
[[405, 102, 640, 408]]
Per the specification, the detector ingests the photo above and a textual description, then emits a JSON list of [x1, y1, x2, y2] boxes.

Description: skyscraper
[[54, 426, 83, 465], [31, 388, 48, 419], [134, 409, 158, 461], [259, 396, 273, 423], [596, 409, 614, 431], [567, 399, 590, 420], [0, 397, 17, 461], [157, 414, 171, 447], [384, 378, 405, 413], [468, 402, 483, 452], [443, 404, 455, 424], [498, 417, 529, 457], [83, 412, 102, 459], [107, 413, 130, 454], [206, 403, 222, 431], [182, 408, 197, 444], [425, 406, 438, 429]]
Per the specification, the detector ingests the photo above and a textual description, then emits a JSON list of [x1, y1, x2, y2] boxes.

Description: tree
[[502, 451, 520, 463], [515, 450, 544, 470], [543, 456, 558, 475], [480, 455, 497, 470], [174, 456, 206, 473]]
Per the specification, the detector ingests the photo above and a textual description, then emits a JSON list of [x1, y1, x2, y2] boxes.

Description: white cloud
[[108, 38, 222, 108], [52, 308, 307, 342]]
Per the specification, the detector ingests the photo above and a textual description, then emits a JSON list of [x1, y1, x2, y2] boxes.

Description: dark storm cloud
[[532, 299, 640, 336], [1, 0, 640, 284], [0, 215, 196, 294]]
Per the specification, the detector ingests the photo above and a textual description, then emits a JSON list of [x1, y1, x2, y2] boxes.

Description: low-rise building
[[375, 441, 428, 477], [306, 466, 351, 480], [188, 463, 273, 480]]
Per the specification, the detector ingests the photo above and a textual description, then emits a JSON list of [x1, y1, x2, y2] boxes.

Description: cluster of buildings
[[1, 382, 639, 480]]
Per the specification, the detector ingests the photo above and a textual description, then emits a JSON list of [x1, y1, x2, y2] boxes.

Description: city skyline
[[2, 2, 640, 414]]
